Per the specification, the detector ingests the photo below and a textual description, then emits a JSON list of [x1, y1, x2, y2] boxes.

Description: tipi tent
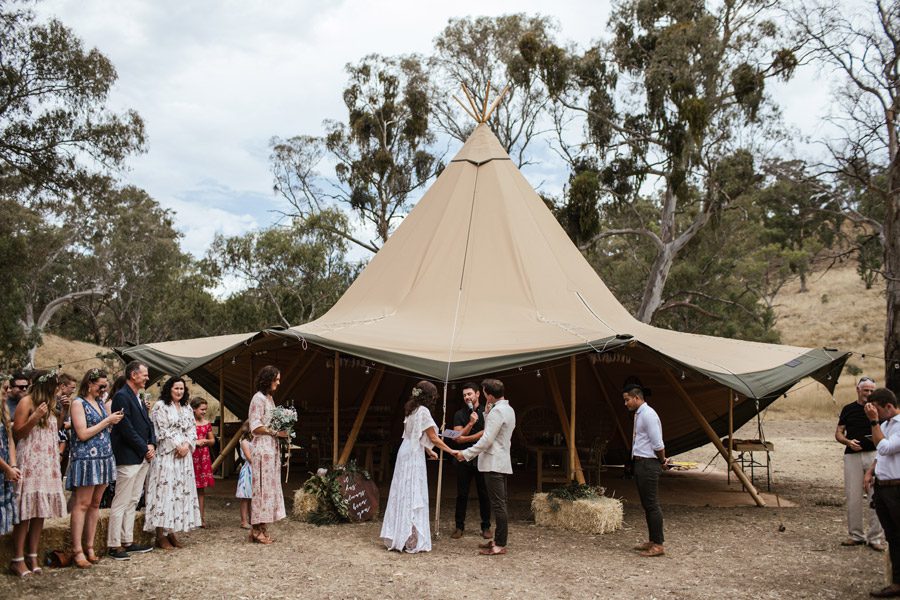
[[121, 123, 848, 505]]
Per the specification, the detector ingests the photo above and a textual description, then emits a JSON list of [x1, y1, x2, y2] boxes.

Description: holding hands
[[2, 464, 21, 482]]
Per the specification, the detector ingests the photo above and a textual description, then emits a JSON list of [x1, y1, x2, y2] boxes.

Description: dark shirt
[[839, 401, 877, 454], [453, 404, 485, 451]]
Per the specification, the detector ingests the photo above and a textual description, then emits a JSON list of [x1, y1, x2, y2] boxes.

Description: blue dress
[[235, 442, 252, 499], [66, 397, 116, 490], [0, 420, 18, 534]]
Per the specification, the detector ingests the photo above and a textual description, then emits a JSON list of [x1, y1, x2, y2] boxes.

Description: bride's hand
[[426, 448, 438, 459]]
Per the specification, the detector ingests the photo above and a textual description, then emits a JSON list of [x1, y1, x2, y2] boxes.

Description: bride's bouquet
[[269, 405, 298, 474]]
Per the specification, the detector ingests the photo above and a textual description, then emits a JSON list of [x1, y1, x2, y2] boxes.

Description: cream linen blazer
[[461, 399, 516, 474]]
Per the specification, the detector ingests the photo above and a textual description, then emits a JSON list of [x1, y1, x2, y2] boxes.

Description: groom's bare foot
[[479, 545, 507, 555]]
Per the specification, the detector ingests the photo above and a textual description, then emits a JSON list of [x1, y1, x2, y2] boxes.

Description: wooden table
[[353, 442, 391, 483], [528, 445, 571, 492], [726, 439, 774, 491]]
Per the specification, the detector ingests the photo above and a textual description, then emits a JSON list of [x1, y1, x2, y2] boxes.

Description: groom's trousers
[[485, 472, 508, 546]]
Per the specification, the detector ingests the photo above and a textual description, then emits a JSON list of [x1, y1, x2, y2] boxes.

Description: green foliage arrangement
[[301, 461, 372, 526], [545, 482, 606, 512]]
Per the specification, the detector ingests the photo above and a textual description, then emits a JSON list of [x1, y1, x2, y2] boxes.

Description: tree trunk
[[637, 246, 676, 323], [799, 270, 808, 293], [885, 179, 900, 394]]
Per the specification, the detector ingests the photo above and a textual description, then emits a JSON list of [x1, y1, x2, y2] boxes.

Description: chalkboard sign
[[338, 472, 379, 522]]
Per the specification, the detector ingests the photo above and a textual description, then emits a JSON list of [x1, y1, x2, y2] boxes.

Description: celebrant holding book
[[248, 366, 288, 544]]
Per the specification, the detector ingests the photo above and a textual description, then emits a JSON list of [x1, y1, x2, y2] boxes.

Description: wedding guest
[[0, 382, 21, 536], [863, 389, 900, 598], [248, 365, 287, 544], [381, 381, 462, 553], [10, 370, 67, 576], [236, 420, 253, 529], [143, 377, 201, 549], [191, 397, 215, 528], [625, 382, 668, 557], [56, 372, 76, 482], [836, 376, 884, 550], [107, 361, 155, 560], [5, 372, 29, 424], [67, 368, 122, 568], [451, 382, 491, 540], [457, 378, 516, 556]]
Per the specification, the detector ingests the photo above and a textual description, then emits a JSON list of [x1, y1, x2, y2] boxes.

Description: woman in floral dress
[[248, 365, 287, 544], [143, 377, 201, 549], [68, 368, 122, 568], [10, 370, 66, 576], [0, 379, 22, 538]]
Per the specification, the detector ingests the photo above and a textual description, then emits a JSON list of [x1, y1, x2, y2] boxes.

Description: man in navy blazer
[[107, 360, 156, 559]]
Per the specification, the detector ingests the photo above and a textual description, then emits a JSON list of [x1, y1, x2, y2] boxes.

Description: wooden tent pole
[[211, 423, 244, 473], [569, 355, 577, 482], [728, 390, 734, 485], [218, 359, 226, 477], [461, 84, 482, 121], [483, 85, 510, 122], [333, 351, 340, 465], [336, 366, 385, 465], [546, 369, 586, 484], [663, 370, 766, 507], [588, 362, 631, 451]]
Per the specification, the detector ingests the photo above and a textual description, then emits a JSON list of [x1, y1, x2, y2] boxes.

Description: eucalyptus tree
[[272, 54, 440, 254], [431, 14, 557, 168], [788, 0, 900, 390], [523, 0, 799, 323]]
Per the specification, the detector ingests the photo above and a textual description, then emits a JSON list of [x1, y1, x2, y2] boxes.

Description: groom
[[457, 378, 516, 556]]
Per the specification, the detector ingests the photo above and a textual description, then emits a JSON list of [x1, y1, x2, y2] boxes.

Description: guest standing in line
[[248, 366, 287, 544], [68, 368, 122, 568], [191, 397, 215, 528], [10, 370, 67, 576], [836, 376, 885, 550], [236, 420, 253, 530], [143, 377, 201, 549], [624, 382, 668, 557], [107, 361, 156, 560], [0, 379, 21, 537]]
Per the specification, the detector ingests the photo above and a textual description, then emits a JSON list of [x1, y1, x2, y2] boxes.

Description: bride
[[381, 381, 461, 553]]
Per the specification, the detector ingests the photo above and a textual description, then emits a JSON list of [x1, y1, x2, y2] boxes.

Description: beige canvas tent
[[120, 123, 848, 506]]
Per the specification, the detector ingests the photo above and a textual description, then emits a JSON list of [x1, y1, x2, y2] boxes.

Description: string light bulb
[[536, 369, 542, 378]]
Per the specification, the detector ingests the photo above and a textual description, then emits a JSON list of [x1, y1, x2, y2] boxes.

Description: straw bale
[[0, 509, 153, 566], [531, 493, 623, 535], [292, 489, 321, 520]]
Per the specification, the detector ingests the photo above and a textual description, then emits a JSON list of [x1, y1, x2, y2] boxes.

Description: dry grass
[[768, 264, 885, 420]]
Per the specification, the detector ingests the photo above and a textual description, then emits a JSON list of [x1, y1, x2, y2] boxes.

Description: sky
[[36, 0, 833, 261]]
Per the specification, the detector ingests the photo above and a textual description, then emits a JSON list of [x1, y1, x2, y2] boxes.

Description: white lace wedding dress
[[380, 405, 436, 552]]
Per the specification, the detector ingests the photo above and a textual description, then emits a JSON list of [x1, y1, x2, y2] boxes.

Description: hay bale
[[292, 489, 321, 521], [531, 492, 623, 535], [0, 509, 153, 566]]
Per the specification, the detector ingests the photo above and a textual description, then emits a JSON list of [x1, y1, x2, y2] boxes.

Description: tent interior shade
[[118, 123, 849, 465]]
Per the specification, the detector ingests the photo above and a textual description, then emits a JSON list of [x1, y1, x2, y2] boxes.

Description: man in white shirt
[[864, 388, 900, 598], [458, 378, 516, 556], [624, 382, 668, 557]]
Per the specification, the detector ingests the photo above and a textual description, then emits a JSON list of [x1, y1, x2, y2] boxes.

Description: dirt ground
[[0, 418, 889, 599]]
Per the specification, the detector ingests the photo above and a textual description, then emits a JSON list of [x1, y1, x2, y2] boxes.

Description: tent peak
[[452, 82, 510, 125]]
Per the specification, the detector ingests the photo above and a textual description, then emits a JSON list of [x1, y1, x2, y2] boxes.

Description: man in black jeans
[[865, 388, 900, 598], [450, 382, 491, 540]]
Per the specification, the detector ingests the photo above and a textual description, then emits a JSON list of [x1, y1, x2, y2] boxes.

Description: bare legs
[[9, 518, 45, 574], [240, 499, 251, 528], [197, 487, 206, 527]]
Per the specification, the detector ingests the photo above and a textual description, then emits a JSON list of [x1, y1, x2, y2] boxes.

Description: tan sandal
[[72, 551, 92, 569], [85, 548, 100, 564]]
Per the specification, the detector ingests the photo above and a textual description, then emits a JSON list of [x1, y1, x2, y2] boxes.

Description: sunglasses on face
[[10, 384, 28, 390], [97, 385, 108, 390]]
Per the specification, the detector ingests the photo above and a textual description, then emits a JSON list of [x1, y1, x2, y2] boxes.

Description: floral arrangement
[[301, 461, 371, 526], [269, 405, 298, 439], [138, 390, 153, 408], [411, 387, 422, 398], [545, 482, 606, 512]]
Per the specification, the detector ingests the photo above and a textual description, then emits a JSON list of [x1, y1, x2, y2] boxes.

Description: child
[[236, 420, 253, 529], [191, 397, 215, 528]]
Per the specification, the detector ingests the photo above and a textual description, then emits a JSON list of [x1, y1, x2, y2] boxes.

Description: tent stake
[[333, 351, 340, 465], [337, 366, 385, 465], [546, 368, 586, 484], [664, 370, 766, 507]]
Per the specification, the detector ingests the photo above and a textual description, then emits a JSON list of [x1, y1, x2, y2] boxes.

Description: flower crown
[[37, 368, 59, 384], [411, 387, 423, 398], [88, 368, 101, 381]]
